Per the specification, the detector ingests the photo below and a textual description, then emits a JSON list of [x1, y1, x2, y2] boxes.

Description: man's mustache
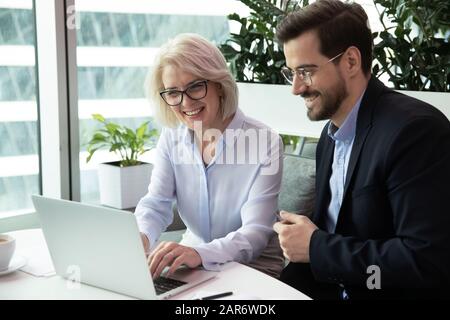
[[301, 91, 319, 99]]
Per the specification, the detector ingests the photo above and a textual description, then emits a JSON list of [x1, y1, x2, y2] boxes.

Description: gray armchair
[[278, 154, 315, 217]]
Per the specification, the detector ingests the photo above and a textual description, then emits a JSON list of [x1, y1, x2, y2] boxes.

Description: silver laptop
[[32, 195, 216, 300]]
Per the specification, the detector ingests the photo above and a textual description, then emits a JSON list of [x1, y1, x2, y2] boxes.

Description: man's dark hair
[[276, 0, 373, 75]]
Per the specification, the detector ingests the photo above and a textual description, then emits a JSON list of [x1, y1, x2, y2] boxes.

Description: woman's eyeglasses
[[159, 80, 208, 107]]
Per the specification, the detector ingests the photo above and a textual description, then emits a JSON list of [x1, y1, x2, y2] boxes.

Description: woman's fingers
[[147, 244, 202, 279], [140, 233, 150, 254], [147, 241, 164, 266], [148, 243, 183, 278], [148, 240, 171, 260], [167, 248, 202, 276], [152, 251, 177, 279], [166, 254, 187, 277], [148, 242, 174, 275]]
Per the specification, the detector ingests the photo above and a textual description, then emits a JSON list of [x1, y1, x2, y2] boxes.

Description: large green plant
[[86, 114, 159, 167], [372, 0, 449, 92], [219, 0, 309, 84], [221, 0, 449, 92], [219, 0, 308, 150]]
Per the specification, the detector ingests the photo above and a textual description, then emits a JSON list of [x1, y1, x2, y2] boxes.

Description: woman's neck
[[194, 113, 235, 165]]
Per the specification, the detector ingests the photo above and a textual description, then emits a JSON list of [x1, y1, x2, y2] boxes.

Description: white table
[[0, 229, 310, 300]]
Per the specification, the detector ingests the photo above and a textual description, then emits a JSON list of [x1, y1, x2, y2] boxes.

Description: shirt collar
[[328, 91, 365, 142]]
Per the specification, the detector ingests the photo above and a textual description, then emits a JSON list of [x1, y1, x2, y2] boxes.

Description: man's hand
[[147, 241, 202, 279], [273, 211, 319, 263]]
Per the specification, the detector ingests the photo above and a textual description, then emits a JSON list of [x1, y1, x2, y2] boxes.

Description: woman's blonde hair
[[145, 33, 238, 128]]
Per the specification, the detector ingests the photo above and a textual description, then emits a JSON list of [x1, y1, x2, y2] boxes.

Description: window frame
[[34, 0, 80, 202]]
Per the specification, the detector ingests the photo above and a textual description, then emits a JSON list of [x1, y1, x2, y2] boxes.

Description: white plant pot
[[97, 161, 153, 209]]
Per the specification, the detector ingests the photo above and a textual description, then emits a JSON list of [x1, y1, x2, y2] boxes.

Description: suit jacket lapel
[[343, 128, 370, 196], [312, 77, 388, 230], [343, 77, 386, 197], [312, 126, 334, 228]]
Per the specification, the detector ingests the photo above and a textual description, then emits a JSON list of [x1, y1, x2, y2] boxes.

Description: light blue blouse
[[135, 108, 283, 270]]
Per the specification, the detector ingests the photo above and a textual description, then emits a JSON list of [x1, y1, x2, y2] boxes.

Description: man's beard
[[303, 78, 348, 121]]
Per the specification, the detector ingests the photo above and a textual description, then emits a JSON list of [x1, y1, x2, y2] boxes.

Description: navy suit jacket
[[282, 77, 450, 299]]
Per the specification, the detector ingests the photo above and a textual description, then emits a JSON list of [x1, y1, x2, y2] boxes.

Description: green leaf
[[86, 152, 94, 163], [105, 122, 120, 134], [91, 133, 107, 142], [92, 114, 105, 122], [136, 121, 149, 139], [86, 146, 104, 163], [109, 143, 122, 153]]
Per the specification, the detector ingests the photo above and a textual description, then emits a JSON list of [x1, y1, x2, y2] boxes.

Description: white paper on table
[[15, 229, 56, 277]]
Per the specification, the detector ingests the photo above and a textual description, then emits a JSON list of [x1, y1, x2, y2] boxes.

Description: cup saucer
[[0, 255, 27, 276]]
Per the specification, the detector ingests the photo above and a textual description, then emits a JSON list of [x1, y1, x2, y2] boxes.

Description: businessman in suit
[[273, 0, 450, 299]]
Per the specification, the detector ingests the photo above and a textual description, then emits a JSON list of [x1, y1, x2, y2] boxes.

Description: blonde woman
[[135, 33, 284, 279]]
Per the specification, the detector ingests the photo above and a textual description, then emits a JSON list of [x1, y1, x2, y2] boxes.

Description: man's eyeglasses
[[281, 52, 344, 86], [159, 80, 208, 107]]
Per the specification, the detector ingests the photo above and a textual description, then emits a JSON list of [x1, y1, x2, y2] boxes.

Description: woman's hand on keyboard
[[147, 241, 202, 279], [140, 232, 151, 255]]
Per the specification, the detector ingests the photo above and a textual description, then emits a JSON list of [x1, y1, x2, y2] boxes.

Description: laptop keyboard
[[154, 276, 187, 295]]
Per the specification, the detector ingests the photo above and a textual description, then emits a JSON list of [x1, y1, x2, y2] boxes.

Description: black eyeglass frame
[[159, 80, 209, 107]]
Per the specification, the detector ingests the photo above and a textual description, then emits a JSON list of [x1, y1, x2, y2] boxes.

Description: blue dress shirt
[[325, 93, 365, 233], [135, 108, 283, 270]]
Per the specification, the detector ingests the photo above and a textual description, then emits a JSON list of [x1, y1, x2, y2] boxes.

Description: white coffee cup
[[0, 234, 16, 271]]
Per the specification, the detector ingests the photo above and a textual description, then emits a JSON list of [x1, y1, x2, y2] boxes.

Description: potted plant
[[219, 0, 310, 149], [86, 114, 159, 209], [371, 0, 449, 116], [220, 0, 449, 92], [372, 0, 449, 92]]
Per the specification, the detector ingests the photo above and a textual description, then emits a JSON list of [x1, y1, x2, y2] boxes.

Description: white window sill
[[0, 208, 35, 219]]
